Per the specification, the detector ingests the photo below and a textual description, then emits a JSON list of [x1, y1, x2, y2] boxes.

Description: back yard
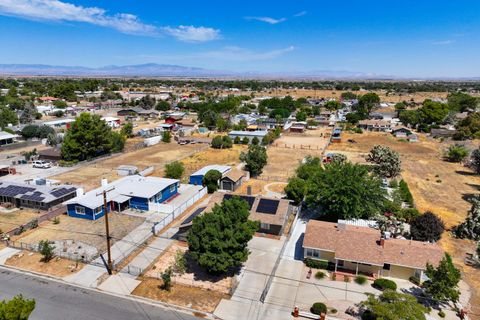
[[327, 131, 480, 315]]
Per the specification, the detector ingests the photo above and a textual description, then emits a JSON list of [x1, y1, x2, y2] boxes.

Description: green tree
[[0, 107, 18, 128], [187, 197, 259, 274], [285, 177, 306, 205], [39, 240, 55, 262], [251, 136, 259, 145], [164, 161, 184, 179], [296, 111, 307, 121], [61, 113, 121, 161], [162, 130, 171, 143], [234, 136, 241, 144], [241, 137, 249, 145], [424, 253, 461, 303], [160, 267, 173, 291], [306, 162, 386, 220], [240, 144, 268, 176], [367, 145, 402, 178], [445, 144, 469, 162], [361, 290, 428, 320], [296, 156, 322, 180], [448, 92, 477, 112], [52, 100, 68, 108], [155, 100, 170, 111], [324, 100, 342, 111], [0, 295, 35, 320], [341, 92, 357, 100], [472, 149, 480, 174], [203, 169, 222, 193], [454, 195, 480, 240], [109, 131, 126, 152], [356, 93, 380, 116], [120, 122, 134, 138], [410, 211, 445, 242]]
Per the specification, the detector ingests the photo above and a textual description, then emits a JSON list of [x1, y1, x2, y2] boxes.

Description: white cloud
[[0, 0, 220, 42], [294, 11, 307, 17], [244, 16, 287, 25], [430, 39, 455, 45], [162, 25, 221, 42]]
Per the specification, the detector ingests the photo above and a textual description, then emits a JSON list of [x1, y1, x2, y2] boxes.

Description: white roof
[[43, 118, 75, 126], [191, 165, 231, 177], [101, 117, 120, 122], [228, 130, 268, 137], [65, 175, 179, 209], [0, 131, 16, 140]]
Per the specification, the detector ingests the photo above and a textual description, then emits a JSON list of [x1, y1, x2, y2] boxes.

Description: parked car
[[32, 160, 51, 169]]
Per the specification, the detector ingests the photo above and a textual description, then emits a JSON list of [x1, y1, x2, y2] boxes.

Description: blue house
[[189, 165, 231, 186], [65, 175, 180, 220]]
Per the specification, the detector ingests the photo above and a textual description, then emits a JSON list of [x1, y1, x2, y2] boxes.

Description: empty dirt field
[[14, 213, 144, 253], [49, 142, 205, 190], [180, 144, 247, 182], [5, 251, 85, 277], [261, 129, 331, 180], [327, 131, 480, 313], [0, 209, 42, 234]]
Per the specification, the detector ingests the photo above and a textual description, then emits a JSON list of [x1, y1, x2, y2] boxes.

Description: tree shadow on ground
[[456, 170, 477, 176], [465, 183, 480, 191], [294, 233, 305, 261], [462, 193, 477, 203], [184, 253, 241, 284], [400, 286, 450, 311]]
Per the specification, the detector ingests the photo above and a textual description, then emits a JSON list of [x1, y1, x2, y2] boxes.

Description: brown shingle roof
[[222, 169, 245, 183], [303, 220, 443, 269]]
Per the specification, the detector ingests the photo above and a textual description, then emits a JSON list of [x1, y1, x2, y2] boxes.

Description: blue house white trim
[[65, 175, 179, 220], [189, 165, 231, 186]]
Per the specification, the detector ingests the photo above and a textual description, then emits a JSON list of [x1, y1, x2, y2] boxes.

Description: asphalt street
[[0, 267, 199, 320]]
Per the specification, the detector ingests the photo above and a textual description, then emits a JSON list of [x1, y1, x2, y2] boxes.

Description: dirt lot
[[327, 131, 480, 313], [5, 251, 84, 277], [261, 128, 331, 180], [0, 209, 42, 234], [145, 241, 234, 295], [180, 144, 247, 182], [132, 277, 228, 313], [13, 213, 144, 253], [49, 142, 204, 190]]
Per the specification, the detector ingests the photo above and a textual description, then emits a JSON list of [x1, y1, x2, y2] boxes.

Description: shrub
[[445, 144, 469, 163], [39, 240, 55, 262], [52, 217, 60, 225], [331, 273, 336, 281], [399, 180, 414, 206], [344, 275, 351, 282], [361, 310, 376, 320], [409, 276, 420, 285], [438, 311, 446, 318], [315, 271, 325, 279], [162, 131, 171, 143], [164, 161, 185, 179], [355, 275, 368, 285], [304, 258, 328, 269], [310, 302, 327, 315], [160, 267, 173, 291], [373, 278, 397, 291], [234, 136, 241, 144], [389, 179, 398, 188], [329, 308, 338, 314]]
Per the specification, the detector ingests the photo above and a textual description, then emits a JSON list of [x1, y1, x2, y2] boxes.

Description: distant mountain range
[[0, 63, 477, 80]]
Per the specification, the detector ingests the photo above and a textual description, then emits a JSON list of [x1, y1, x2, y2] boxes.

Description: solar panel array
[[256, 199, 279, 215], [223, 194, 255, 210], [0, 185, 36, 197], [50, 187, 76, 198]]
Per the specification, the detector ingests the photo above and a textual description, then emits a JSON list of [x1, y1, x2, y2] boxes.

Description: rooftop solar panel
[[223, 194, 255, 210], [256, 199, 279, 215]]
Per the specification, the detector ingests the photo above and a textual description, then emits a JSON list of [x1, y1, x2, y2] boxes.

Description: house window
[[169, 184, 176, 193], [75, 206, 86, 215], [94, 206, 103, 215], [260, 223, 270, 230], [337, 260, 344, 267], [383, 263, 391, 270], [306, 248, 320, 258]]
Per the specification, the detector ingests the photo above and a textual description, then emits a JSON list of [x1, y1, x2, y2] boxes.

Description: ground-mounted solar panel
[[223, 194, 255, 210], [256, 199, 279, 215]]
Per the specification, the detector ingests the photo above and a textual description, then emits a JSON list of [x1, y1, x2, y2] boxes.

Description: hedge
[[304, 258, 328, 269], [311, 302, 327, 315], [373, 278, 397, 291]]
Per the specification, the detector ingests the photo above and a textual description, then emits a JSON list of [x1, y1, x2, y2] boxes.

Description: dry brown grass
[[328, 131, 480, 312], [50, 142, 204, 190], [14, 214, 144, 253], [132, 277, 228, 313], [234, 179, 269, 196], [5, 251, 84, 277], [0, 209, 42, 234]]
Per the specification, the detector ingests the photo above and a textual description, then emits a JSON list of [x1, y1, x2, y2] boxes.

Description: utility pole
[[97, 186, 115, 274]]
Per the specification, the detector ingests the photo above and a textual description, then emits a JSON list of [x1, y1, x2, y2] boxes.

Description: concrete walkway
[[63, 264, 106, 287], [0, 247, 20, 264], [120, 237, 173, 277]]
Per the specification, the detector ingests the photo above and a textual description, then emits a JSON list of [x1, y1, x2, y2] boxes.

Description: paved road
[[0, 267, 198, 320]]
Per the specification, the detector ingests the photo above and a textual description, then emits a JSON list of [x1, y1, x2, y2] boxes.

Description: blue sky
[[0, 0, 479, 77]]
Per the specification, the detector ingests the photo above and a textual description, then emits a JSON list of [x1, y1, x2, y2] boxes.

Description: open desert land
[[179, 144, 247, 182], [215, 88, 480, 103], [49, 141, 205, 190], [327, 131, 480, 312], [260, 128, 331, 180], [13, 213, 144, 254]]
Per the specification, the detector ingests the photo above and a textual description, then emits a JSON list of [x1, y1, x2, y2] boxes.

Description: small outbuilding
[[219, 169, 246, 191], [189, 165, 231, 186]]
